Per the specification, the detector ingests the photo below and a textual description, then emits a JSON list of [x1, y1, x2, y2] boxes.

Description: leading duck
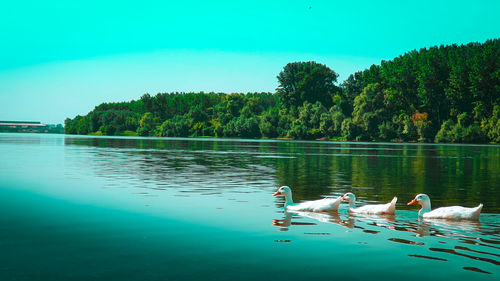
[[272, 186, 342, 212]]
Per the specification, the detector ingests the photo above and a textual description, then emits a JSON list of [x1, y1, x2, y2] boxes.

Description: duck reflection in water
[[350, 213, 396, 228], [404, 216, 483, 238], [272, 211, 292, 231], [272, 210, 354, 231], [422, 219, 482, 237], [407, 220, 433, 237]]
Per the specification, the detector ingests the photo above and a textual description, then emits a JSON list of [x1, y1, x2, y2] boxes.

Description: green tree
[[412, 111, 432, 142], [481, 105, 500, 143], [352, 83, 385, 140], [277, 61, 339, 108], [340, 71, 363, 116], [137, 112, 154, 136], [341, 118, 359, 140], [76, 116, 89, 135], [259, 107, 280, 138], [320, 107, 344, 138]]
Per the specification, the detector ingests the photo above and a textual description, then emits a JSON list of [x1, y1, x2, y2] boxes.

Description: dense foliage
[[65, 92, 278, 138], [65, 39, 500, 143]]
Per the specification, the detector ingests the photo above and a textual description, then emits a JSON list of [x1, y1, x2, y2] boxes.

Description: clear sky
[[1, 0, 499, 124]]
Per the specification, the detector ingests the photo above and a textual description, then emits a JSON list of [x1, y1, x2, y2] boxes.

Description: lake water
[[0, 133, 499, 280]]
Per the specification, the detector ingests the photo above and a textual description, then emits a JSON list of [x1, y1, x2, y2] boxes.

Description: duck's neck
[[348, 199, 356, 209], [418, 201, 432, 216], [283, 192, 294, 206]]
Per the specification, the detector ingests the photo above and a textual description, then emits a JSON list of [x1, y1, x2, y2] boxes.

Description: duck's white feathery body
[[421, 204, 483, 220], [342, 193, 397, 215], [408, 194, 482, 220], [286, 197, 342, 212], [273, 186, 341, 212]]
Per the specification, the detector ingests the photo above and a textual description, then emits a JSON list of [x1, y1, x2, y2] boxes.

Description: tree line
[[65, 39, 500, 143]]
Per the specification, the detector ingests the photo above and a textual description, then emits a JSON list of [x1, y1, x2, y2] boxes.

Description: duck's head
[[272, 186, 292, 197], [341, 192, 356, 203], [407, 194, 430, 207]]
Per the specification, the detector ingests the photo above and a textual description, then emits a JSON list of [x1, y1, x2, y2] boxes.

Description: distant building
[[0, 121, 50, 133]]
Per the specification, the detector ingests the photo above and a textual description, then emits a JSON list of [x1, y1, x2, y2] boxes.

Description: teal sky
[[1, 0, 499, 124]]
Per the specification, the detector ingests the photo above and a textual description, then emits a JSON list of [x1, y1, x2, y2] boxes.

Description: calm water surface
[[0, 133, 499, 280]]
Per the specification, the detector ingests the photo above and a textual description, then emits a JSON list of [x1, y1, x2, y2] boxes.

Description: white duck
[[341, 192, 397, 215], [272, 186, 341, 212], [407, 194, 482, 220]]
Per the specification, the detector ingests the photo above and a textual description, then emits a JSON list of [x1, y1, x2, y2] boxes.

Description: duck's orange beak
[[341, 195, 346, 201], [272, 191, 281, 196], [407, 198, 418, 205]]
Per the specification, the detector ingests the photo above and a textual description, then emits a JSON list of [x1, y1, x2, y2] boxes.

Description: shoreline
[[4, 132, 498, 147]]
